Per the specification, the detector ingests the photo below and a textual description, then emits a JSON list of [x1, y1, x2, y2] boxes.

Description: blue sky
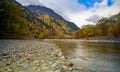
[[78, 0, 114, 8], [17, 0, 120, 27], [78, 0, 103, 8]]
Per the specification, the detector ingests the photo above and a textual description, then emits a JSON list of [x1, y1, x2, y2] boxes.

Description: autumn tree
[[0, 1, 30, 38]]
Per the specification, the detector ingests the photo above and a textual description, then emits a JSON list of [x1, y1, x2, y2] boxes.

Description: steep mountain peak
[[27, 5, 63, 20], [26, 5, 79, 31]]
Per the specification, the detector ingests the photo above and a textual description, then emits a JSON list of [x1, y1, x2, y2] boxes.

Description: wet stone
[[54, 70, 61, 72], [23, 63, 29, 70], [0, 40, 80, 72], [32, 66, 37, 70], [0, 56, 3, 61], [51, 63, 57, 68]]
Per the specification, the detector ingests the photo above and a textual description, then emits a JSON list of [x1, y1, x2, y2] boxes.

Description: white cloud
[[16, 0, 120, 27], [86, 15, 101, 23], [16, 0, 43, 6], [65, 0, 120, 27]]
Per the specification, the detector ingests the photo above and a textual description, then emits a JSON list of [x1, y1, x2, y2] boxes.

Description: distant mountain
[[26, 5, 79, 31], [74, 12, 120, 38], [0, 0, 79, 39]]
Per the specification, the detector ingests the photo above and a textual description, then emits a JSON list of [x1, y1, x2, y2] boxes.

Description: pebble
[[42, 66, 49, 70], [6, 61, 11, 66], [0, 40, 80, 72], [5, 67, 13, 72], [32, 67, 37, 70], [23, 63, 29, 69], [0, 56, 3, 61], [46, 70, 54, 72], [23, 56, 30, 61], [7, 68, 13, 72], [51, 63, 57, 68], [79, 66, 83, 70], [38, 68, 41, 71], [41, 63, 48, 67], [58, 52, 62, 57], [54, 70, 61, 72], [19, 71, 23, 72], [60, 56, 65, 59]]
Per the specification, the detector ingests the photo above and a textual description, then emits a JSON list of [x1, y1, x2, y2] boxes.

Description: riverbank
[[44, 39, 120, 43], [0, 40, 82, 72]]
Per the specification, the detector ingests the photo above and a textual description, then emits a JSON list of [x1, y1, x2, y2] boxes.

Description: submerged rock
[[23, 63, 29, 69], [0, 56, 3, 61]]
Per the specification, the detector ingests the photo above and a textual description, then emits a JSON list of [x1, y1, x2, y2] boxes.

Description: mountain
[[26, 5, 79, 32], [0, 0, 79, 39], [26, 5, 79, 31], [26, 5, 79, 38], [26, 5, 63, 20], [74, 12, 120, 38]]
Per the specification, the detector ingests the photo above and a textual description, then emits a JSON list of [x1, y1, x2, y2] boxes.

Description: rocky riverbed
[[0, 40, 83, 72]]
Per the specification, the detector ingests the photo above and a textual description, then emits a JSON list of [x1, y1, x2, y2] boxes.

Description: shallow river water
[[53, 40, 120, 72]]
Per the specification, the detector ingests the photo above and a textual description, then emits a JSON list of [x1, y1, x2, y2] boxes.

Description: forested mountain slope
[[74, 13, 120, 39], [0, 0, 79, 39]]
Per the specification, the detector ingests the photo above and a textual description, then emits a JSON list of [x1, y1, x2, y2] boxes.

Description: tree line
[[74, 15, 120, 39]]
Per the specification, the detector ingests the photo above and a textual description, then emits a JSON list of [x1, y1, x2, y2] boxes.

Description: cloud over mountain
[[16, 0, 120, 27], [86, 15, 101, 23]]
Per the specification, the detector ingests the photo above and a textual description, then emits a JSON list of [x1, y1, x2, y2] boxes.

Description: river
[[52, 39, 120, 72], [0, 39, 120, 72]]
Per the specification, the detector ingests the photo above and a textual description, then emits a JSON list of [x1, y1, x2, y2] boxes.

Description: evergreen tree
[[0, 1, 30, 38]]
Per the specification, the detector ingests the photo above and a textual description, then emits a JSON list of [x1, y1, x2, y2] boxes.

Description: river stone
[[0, 40, 82, 72], [23, 63, 29, 69], [60, 56, 65, 59], [42, 66, 49, 70], [33, 60, 40, 65], [17, 63, 22, 67], [6, 61, 11, 66], [41, 63, 48, 67], [5, 67, 13, 72], [46, 70, 54, 72], [19, 71, 23, 72], [51, 63, 57, 68], [79, 66, 83, 70], [38, 68, 41, 71], [75, 66, 83, 71], [58, 52, 62, 57], [41, 60, 44, 63], [49, 61, 53, 65], [23, 56, 30, 61], [1, 51, 7, 56], [7, 68, 13, 72], [54, 70, 61, 72], [32, 67, 37, 70], [0, 56, 3, 61], [3, 59, 7, 62]]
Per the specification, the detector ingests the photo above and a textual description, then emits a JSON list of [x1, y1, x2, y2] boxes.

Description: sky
[[16, 0, 120, 27]]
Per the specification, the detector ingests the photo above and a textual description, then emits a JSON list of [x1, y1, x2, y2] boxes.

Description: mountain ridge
[[26, 5, 79, 31], [0, 0, 79, 39], [74, 12, 120, 38]]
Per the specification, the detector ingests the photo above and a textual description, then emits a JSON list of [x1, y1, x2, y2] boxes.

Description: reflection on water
[[53, 40, 120, 72], [53, 41, 77, 56]]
